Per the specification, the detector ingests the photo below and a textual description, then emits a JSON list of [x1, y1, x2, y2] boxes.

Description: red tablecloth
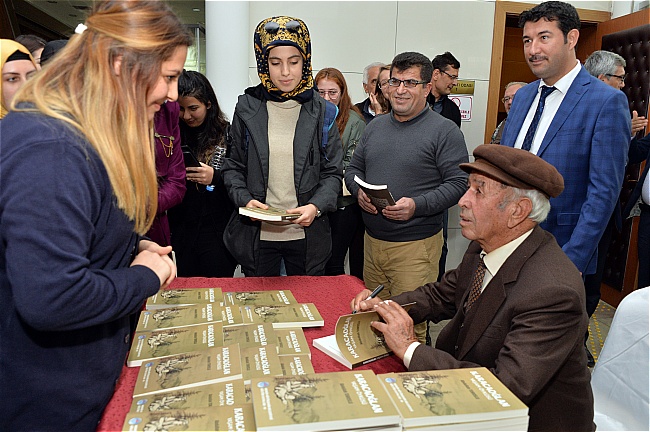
[[97, 275, 407, 431]]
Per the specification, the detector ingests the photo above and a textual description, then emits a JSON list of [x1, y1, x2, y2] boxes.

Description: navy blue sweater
[[0, 111, 160, 430]]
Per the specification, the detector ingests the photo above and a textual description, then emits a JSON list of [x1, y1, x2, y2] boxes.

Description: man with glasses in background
[[355, 61, 386, 123], [427, 51, 462, 128], [490, 81, 527, 144], [345, 51, 469, 344]]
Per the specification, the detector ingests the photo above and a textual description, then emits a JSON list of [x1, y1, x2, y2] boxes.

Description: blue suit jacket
[[501, 66, 631, 274]]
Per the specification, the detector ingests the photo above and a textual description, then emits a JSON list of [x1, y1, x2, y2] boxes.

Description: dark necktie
[[521, 85, 556, 152], [465, 256, 487, 312]]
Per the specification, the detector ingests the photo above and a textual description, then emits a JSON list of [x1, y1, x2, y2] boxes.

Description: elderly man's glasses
[[388, 78, 428, 88], [318, 90, 340, 98], [440, 70, 459, 80], [502, 95, 515, 104], [605, 73, 627, 82], [264, 20, 301, 33]]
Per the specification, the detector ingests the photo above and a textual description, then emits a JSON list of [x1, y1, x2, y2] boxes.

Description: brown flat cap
[[460, 145, 564, 198]]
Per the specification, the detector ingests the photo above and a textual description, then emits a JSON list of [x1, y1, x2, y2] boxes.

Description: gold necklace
[[154, 132, 174, 158]]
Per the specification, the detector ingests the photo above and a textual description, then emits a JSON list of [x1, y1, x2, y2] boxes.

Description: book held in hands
[[238, 206, 300, 221], [354, 175, 396, 209]]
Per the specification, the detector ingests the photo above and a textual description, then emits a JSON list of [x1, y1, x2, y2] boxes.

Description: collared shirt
[[403, 228, 535, 368], [514, 60, 582, 154], [642, 172, 650, 205]]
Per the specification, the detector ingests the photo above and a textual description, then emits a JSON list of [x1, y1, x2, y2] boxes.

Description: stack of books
[[122, 288, 321, 431], [378, 368, 529, 431], [250, 370, 402, 431]]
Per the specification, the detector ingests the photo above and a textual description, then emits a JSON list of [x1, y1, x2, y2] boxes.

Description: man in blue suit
[[500, 1, 631, 366]]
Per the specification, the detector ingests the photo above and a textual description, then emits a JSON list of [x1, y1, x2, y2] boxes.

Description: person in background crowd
[[490, 81, 527, 144], [354, 61, 385, 123], [352, 145, 595, 432], [14, 34, 45, 68], [170, 70, 237, 277], [222, 16, 343, 277], [500, 1, 631, 368], [40, 39, 68, 66], [1, 40, 37, 119], [315, 67, 366, 278], [345, 51, 468, 344], [370, 64, 392, 116], [583, 49, 648, 324], [0, 1, 190, 429], [428, 51, 462, 128], [146, 101, 186, 247]]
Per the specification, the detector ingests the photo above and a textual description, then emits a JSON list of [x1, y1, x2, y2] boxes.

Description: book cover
[[240, 303, 324, 329], [127, 323, 224, 367], [241, 344, 284, 385], [279, 354, 315, 376], [223, 290, 297, 306], [145, 288, 223, 310], [354, 175, 396, 209], [378, 367, 528, 427], [275, 327, 311, 358], [129, 380, 247, 413], [219, 304, 255, 327], [122, 404, 255, 431], [222, 323, 276, 349], [251, 370, 401, 431], [132, 345, 243, 398], [312, 309, 393, 369], [134, 304, 221, 332], [238, 206, 300, 221]]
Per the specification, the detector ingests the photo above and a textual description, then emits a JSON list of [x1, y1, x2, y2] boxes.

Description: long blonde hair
[[12, 0, 192, 234]]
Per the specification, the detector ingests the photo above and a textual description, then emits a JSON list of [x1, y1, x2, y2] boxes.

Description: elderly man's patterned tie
[[465, 256, 487, 312], [521, 85, 556, 152]]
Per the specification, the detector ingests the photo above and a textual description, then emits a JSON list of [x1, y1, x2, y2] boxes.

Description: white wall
[[212, 0, 613, 272]]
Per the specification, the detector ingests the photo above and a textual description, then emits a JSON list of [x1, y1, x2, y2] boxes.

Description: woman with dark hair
[[170, 70, 237, 277], [222, 16, 343, 277], [315, 67, 365, 278], [0, 1, 191, 429], [14, 34, 45, 68]]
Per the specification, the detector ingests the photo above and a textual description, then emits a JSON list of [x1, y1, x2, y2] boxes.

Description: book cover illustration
[[132, 345, 243, 397], [222, 322, 276, 349], [241, 303, 324, 328], [223, 290, 297, 306], [313, 309, 393, 369], [129, 380, 247, 413], [219, 304, 254, 327], [238, 206, 300, 221], [146, 288, 223, 310], [241, 343, 284, 385], [251, 370, 401, 431], [378, 368, 528, 427], [122, 404, 255, 431], [279, 354, 315, 376], [354, 175, 396, 209], [127, 323, 224, 367], [135, 304, 221, 332], [275, 327, 311, 358]]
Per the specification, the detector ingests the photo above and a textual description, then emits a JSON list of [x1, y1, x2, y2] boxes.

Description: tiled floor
[[427, 300, 616, 368]]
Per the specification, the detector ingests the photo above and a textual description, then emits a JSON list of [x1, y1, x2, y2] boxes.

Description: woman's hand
[[133, 240, 176, 288], [186, 162, 214, 185]]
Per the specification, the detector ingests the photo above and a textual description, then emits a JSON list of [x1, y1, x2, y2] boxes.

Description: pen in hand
[[353, 284, 385, 314]]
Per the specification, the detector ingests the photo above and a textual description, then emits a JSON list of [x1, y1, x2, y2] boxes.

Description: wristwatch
[[314, 205, 322, 218]]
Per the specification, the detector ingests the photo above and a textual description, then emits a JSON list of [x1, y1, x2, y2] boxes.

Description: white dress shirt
[[514, 60, 582, 154]]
